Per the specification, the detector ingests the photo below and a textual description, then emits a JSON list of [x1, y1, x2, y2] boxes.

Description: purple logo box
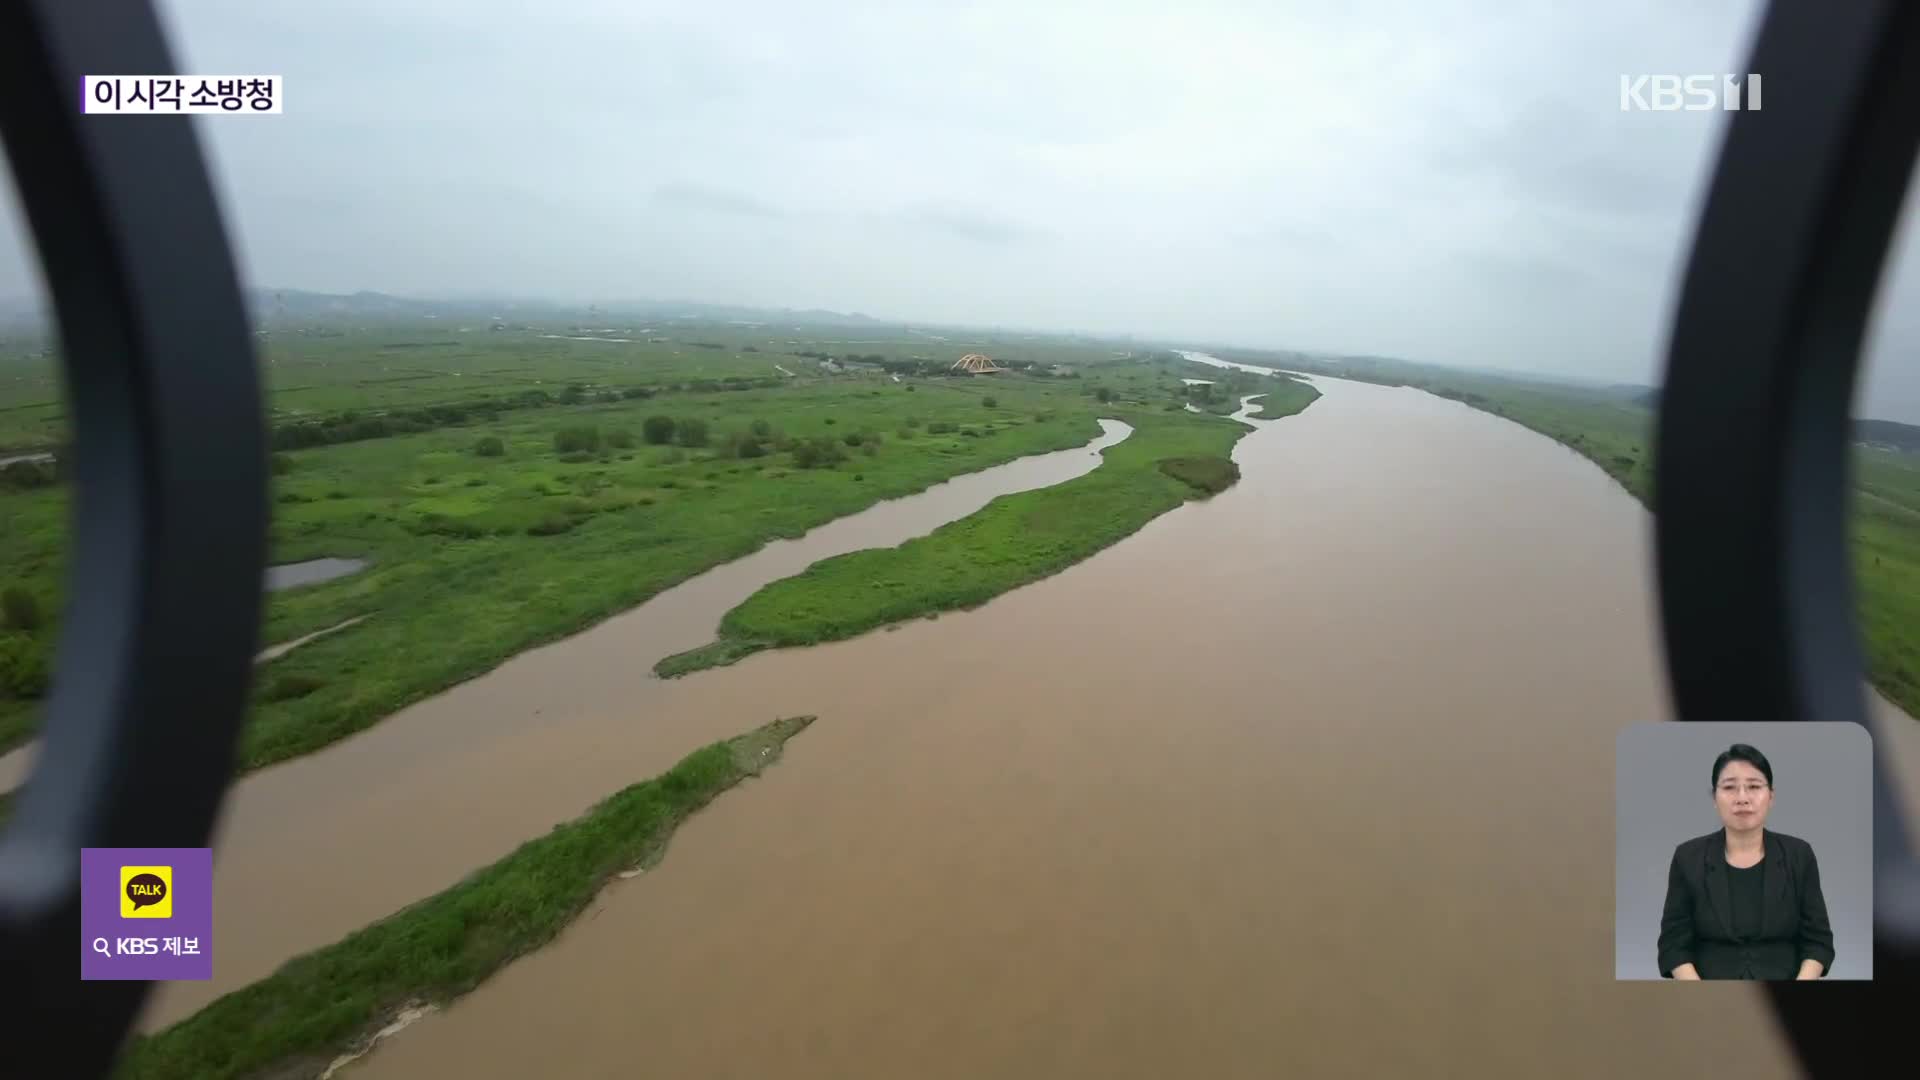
[[80, 847, 213, 981]]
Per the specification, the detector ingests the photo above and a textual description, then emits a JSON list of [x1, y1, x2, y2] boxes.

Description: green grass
[[1250, 376, 1322, 420], [1157, 456, 1240, 495], [656, 403, 1286, 676], [0, 339, 1143, 765], [114, 714, 814, 1080]]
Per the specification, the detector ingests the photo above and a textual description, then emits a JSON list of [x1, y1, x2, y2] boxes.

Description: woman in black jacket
[[1657, 743, 1835, 980]]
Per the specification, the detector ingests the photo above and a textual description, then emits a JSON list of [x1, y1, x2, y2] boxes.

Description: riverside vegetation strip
[[1213, 345, 1920, 720], [113, 715, 814, 1080], [0, 323, 1196, 767], [655, 381, 1322, 678]]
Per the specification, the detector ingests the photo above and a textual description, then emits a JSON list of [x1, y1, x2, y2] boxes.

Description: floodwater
[[1178, 347, 1297, 376], [265, 557, 369, 591], [133, 363, 1916, 1077], [138, 418, 1131, 1024]]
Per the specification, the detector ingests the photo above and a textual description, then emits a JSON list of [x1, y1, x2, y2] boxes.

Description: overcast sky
[[4, 0, 1920, 420]]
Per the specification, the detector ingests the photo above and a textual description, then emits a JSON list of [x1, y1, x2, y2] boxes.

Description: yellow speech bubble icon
[[119, 865, 173, 919]]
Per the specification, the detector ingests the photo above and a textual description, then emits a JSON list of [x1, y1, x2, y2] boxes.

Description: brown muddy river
[[142, 368, 1918, 1075]]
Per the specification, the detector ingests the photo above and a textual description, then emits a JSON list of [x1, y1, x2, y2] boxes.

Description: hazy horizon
[[3, 1, 1920, 421]]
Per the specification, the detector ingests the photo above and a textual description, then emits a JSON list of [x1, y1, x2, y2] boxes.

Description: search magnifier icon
[[92, 937, 110, 958]]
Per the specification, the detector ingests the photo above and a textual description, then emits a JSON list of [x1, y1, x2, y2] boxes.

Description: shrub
[[327, 490, 349, 500], [557, 450, 595, 464], [262, 673, 325, 702], [905, 416, 921, 428], [554, 427, 600, 454], [606, 430, 635, 449], [676, 418, 710, 447], [526, 516, 577, 536], [738, 439, 767, 459], [983, 396, 998, 408], [643, 416, 677, 445], [474, 436, 505, 457], [854, 473, 864, 481], [270, 453, 296, 475], [927, 421, 956, 435], [750, 418, 773, 438], [1158, 456, 1240, 496], [0, 634, 49, 699], [0, 460, 53, 490], [411, 515, 484, 539], [2, 587, 42, 632], [960, 427, 980, 438], [896, 426, 916, 439], [843, 432, 864, 447], [465, 477, 486, 487], [824, 417, 837, 426], [792, 438, 848, 469], [621, 386, 654, 400], [1096, 387, 1114, 403]]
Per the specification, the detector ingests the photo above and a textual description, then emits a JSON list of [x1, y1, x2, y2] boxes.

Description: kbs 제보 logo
[[120, 865, 173, 918], [82, 847, 212, 980]]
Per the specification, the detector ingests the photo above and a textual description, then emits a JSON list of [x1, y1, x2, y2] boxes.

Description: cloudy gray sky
[[4, 0, 1920, 420]]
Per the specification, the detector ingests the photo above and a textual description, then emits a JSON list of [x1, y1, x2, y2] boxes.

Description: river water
[[136, 418, 1130, 1025], [265, 557, 370, 591], [135, 366, 1918, 1075]]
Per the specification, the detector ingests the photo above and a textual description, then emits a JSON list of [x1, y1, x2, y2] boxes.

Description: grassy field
[[1212, 344, 1920, 719], [0, 323, 1162, 765], [113, 714, 813, 1080], [1250, 375, 1322, 420], [0, 316, 1143, 452], [1855, 447, 1920, 710], [655, 397, 1292, 678]]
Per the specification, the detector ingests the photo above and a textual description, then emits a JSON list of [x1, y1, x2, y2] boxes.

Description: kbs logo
[[83, 847, 212, 980], [120, 865, 173, 918], [1620, 74, 1763, 112]]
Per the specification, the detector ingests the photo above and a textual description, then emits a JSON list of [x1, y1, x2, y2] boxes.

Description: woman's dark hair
[[1711, 743, 1774, 790]]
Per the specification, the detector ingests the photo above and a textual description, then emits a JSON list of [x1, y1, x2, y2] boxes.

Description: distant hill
[[1856, 417, 1920, 452], [1627, 388, 1916, 449]]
